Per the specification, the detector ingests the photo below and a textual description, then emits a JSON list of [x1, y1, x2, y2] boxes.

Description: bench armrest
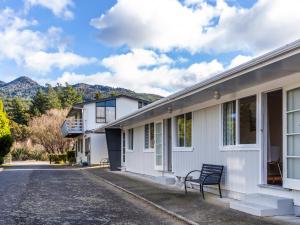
[[184, 170, 201, 182]]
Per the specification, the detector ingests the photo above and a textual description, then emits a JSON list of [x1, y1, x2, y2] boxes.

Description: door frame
[[283, 82, 300, 190], [154, 120, 164, 171], [261, 88, 283, 185]]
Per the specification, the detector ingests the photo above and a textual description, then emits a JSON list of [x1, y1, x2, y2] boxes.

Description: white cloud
[[0, 8, 95, 73], [25, 0, 74, 20], [54, 49, 224, 96], [228, 55, 253, 68], [24, 51, 97, 72], [91, 0, 300, 54], [90, 0, 216, 52]]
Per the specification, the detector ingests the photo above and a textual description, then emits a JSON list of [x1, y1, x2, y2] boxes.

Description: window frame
[[144, 122, 155, 152], [173, 112, 193, 151], [127, 128, 134, 151], [95, 100, 116, 123], [220, 94, 259, 151]]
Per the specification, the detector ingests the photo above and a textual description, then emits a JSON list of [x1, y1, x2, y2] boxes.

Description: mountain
[[0, 81, 5, 86], [0, 76, 162, 102], [0, 76, 42, 99]]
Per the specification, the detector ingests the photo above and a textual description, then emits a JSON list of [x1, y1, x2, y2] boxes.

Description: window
[[144, 123, 154, 149], [222, 95, 257, 147], [223, 101, 236, 146], [122, 132, 126, 163], [96, 99, 116, 123], [175, 112, 192, 147], [77, 138, 83, 153], [239, 96, 257, 144], [138, 101, 148, 109], [85, 137, 91, 156], [128, 128, 134, 150]]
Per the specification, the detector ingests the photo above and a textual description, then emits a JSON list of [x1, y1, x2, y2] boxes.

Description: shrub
[[0, 135, 13, 160], [49, 154, 67, 164], [10, 141, 48, 161], [66, 150, 76, 164], [0, 99, 13, 164]]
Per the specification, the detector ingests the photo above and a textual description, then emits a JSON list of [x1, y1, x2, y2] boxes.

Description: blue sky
[[0, 0, 299, 96]]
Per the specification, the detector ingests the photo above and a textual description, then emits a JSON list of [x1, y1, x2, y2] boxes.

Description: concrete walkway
[[85, 168, 300, 225]]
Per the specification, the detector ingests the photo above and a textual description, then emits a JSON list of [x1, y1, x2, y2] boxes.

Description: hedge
[[49, 154, 67, 164], [66, 150, 76, 164]]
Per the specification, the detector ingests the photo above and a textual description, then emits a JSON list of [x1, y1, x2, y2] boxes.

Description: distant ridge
[[0, 76, 162, 102]]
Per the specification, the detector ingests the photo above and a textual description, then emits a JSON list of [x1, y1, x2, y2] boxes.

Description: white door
[[284, 85, 300, 190], [155, 121, 164, 170]]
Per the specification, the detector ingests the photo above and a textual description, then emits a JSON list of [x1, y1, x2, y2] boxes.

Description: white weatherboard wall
[[122, 73, 300, 205], [116, 97, 139, 119], [172, 105, 260, 195], [83, 103, 106, 131], [125, 126, 162, 177], [88, 133, 108, 165]]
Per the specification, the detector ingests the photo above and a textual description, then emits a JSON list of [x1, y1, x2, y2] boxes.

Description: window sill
[[126, 149, 134, 153], [173, 147, 194, 152], [143, 149, 154, 153], [219, 145, 260, 151]]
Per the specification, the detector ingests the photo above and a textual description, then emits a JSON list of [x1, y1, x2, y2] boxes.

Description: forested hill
[[0, 76, 161, 102]]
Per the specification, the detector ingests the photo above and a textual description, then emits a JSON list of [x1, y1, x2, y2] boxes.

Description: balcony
[[61, 119, 83, 138]]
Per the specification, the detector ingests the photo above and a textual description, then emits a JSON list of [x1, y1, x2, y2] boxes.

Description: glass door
[[155, 121, 163, 170], [284, 86, 300, 189]]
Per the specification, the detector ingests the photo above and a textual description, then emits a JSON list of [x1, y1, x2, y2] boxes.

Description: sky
[[0, 0, 300, 96]]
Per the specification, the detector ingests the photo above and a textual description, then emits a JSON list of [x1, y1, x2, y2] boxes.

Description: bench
[[99, 158, 110, 168], [184, 164, 224, 199]]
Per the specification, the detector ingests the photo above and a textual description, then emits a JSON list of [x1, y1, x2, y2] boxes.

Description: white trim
[[219, 146, 260, 151], [143, 148, 155, 153], [283, 82, 300, 190], [144, 122, 155, 151], [154, 121, 164, 171], [173, 147, 194, 152], [220, 94, 259, 151], [174, 112, 193, 148]]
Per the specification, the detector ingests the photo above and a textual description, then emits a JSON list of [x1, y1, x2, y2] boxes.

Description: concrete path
[[85, 168, 300, 225], [0, 164, 186, 225]]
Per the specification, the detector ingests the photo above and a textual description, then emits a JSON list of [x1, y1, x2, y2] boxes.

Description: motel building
[[96, 40, 300, 217]]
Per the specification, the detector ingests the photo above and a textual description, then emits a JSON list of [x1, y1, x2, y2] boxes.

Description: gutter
[[96, 39, 300, 131]]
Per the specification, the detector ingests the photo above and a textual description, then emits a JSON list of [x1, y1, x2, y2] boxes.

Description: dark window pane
[[96, 101, 105, 107], [105, 100, 116, 107], [185, 113, 192, 147], [150, 123, 154, 148], [239, 95, 256, 144], [223, 101, 236, 145], [176, 114, 185, 147], [144, 124, 149, 149]]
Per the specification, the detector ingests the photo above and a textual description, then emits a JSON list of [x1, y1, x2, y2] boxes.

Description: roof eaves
[[97, 39, 300, 131]]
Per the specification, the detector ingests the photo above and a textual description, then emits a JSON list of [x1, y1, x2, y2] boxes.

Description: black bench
[[184, 164, 224, 199]]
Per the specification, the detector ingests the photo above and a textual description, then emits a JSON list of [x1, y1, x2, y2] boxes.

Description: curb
[[84, 171, 199, 225]]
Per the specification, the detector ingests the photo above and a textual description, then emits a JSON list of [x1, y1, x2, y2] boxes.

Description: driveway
[[0, 164, 184, 225]]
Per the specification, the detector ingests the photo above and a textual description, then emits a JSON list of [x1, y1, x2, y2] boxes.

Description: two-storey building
[[61, 95, 149, 165]]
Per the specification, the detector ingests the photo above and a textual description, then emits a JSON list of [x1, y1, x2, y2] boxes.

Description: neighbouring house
[[61, 95, 149, 166], [97, 40, 300, 217]]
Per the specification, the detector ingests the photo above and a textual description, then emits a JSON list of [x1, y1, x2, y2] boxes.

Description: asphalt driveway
[[0, 165, 184, 225]]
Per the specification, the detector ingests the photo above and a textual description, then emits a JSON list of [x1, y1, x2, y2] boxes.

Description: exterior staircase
[[230, 193, 294, 216]]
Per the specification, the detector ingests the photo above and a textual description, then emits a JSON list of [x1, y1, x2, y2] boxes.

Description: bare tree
[[29, 109, 72, 154]]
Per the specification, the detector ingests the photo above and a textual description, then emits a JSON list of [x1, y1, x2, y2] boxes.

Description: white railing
[[61, 119, 83, 137]]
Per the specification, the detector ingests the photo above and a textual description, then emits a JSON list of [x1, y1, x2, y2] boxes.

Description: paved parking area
[[0, 165, 186, 225]]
